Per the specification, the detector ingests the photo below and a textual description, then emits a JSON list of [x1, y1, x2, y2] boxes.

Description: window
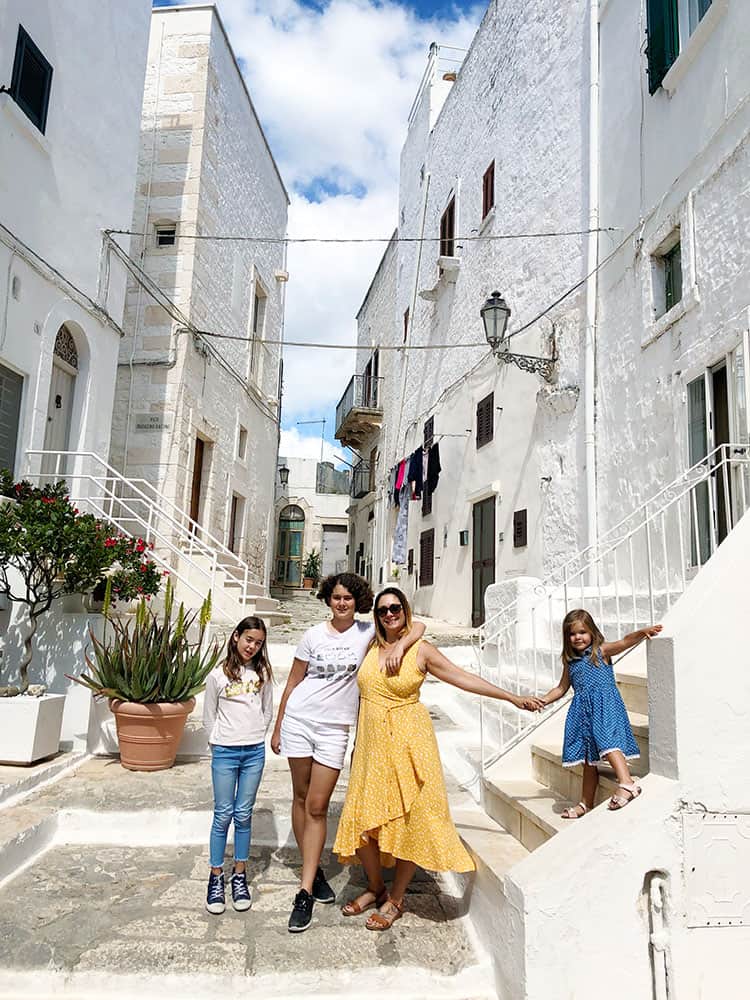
[[249, 285, 266, 380], [653, 235, 683, 318], [419, 529, 435, 586], [0, 363, 23, 475], [482, 161, 495, 220], [10, 26, 53, 134], [403, 307, 409, 344], [513, 509, 528, 549], [476, 392, 494, 448], [407, 548, 414, 575], [440, 197, 455, 257], [369, 447, 377, 493], [422, 416, 435, 516], [155, 225, 177, 247], [363, 350, 380, 408], [646, 0, 713, 93], [237, 425, 247, 460]]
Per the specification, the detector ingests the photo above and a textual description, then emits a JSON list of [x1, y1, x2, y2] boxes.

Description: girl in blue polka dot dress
[[540, 609, 662, 817]]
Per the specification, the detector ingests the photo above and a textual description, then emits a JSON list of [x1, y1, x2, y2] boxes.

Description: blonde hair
[[560, 608, 605, 669], [372, 587, 413, 647]]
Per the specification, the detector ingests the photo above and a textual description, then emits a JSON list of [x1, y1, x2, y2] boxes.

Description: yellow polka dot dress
[[334, 641, 474, 873]]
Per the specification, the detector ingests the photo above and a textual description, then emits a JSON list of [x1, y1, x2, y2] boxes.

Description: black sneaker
[[311, 866, 335, 904], [288, 888, 314, 933], [206, 871, 225, 915], [231, 868, 252, 912]]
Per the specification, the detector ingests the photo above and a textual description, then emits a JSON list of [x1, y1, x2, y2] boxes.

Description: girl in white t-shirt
[[203, 616, 274, 916], [271, 572, 424, 933]]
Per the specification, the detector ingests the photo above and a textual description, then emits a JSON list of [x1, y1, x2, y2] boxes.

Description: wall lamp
[[480, 291, 557, 382], [278, 464, 290, 488]]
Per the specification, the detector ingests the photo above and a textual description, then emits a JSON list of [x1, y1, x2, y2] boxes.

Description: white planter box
[[0, 693, 66, 764]]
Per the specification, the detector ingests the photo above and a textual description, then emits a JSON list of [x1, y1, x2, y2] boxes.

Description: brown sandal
[[365, 895, 404, 931], [341, 886, 388, 916]]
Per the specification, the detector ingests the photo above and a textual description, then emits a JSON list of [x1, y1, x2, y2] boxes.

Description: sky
[[154, 0, 483, 463]]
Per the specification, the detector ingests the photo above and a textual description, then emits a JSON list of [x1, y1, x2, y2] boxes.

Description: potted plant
[[302, 549, 321, 590], [0, 474, 162, 764], [70, 578, 221, 771]]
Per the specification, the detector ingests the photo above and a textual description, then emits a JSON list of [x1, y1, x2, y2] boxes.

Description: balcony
[[335, 374, 384, 449], [351, 459, 373, 500]]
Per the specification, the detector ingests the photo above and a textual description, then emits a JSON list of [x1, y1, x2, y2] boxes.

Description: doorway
[[228, 493, 245, 554], [190, 437, 205, 532], [472, 496, 496, 627], [42, 326, 78, 479], [687, 363, 731, 564]]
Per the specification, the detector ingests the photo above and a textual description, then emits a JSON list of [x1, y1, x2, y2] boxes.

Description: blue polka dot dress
[[562, 646, 640, 767]]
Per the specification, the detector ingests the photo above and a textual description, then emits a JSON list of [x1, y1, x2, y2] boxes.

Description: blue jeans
[[209, 743, 266, 867]]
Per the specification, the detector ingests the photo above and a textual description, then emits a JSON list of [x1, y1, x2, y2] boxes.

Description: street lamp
[[278, 464, 289, 489], [480, 291, 557, 381]]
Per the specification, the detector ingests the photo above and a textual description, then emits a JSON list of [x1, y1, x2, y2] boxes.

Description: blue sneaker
[[231, 868, 252, 912], [206, 870, 225, 914]]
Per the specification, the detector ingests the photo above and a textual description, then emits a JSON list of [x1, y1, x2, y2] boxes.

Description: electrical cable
[[105, 226, 618, 246]]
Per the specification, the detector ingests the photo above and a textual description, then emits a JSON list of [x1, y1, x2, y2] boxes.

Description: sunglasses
[[376, 603, 403, 618]]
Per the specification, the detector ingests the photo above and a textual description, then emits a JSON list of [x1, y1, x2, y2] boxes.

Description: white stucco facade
[[109, 5, 289, 586], [0, 0, 151, 479]]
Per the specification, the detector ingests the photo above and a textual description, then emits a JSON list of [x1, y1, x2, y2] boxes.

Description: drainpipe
[[584, 0, 600, 565], [648, 872, 674, 1000]]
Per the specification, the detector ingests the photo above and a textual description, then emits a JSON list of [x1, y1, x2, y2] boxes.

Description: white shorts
[[280, 714, 351, 771]]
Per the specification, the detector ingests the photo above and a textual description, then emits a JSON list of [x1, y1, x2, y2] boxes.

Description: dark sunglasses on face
[[376, 603, 403, 618]]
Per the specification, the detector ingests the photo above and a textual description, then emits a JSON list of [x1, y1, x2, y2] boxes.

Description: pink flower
[[104, 538, 117, 548], [41, 497, 55, 504]]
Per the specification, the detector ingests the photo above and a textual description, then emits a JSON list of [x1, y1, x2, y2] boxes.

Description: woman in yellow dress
[[333, 587, 543, 930]]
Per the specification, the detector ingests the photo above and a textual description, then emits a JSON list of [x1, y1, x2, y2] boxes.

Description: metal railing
[[477, 444, 750, 772], [23, 450, 265, 621], [335, 374, 383, 438], [350, 459, 372, 499]]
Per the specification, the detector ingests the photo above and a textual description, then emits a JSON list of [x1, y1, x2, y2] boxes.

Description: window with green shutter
[[646, 0, 679, 94], [0, 363, 23, 476]]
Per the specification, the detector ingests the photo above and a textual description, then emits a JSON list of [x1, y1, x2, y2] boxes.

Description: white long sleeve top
[[202, 664, 274, 747]]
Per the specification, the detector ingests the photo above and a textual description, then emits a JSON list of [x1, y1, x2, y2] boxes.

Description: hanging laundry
[[395, 458, 407, 491], [407, 448, 423, 499], [427, 441, 441, 494], [391, 484, 410, 564], [422, 447, 429, 487], [388, 466, 398, 507]]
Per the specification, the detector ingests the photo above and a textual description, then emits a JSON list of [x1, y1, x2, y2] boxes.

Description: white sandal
[[561, 801, 589, 819], [608, 782, 642, 810]]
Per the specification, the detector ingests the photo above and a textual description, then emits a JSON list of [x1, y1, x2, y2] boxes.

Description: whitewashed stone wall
[[349, 0, 590, 623], [110, 6, 288, 586]]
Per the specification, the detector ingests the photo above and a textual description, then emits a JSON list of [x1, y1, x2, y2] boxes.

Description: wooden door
[[42, 362, 75, 478], [472, 496, 496, 627], [190, 437, 205, 531]]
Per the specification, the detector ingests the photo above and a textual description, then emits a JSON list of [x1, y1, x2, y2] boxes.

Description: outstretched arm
[[539, 663, 571, 707], [420, 642, 544, 711], [601, 624, 662, 659], [270, 657, 308, 753], [384, 619, 426, 675]]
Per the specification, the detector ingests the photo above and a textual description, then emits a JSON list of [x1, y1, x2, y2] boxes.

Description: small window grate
[[482, 161, 495, 220], [476, 392, 494, 448], [155, 225, 177, 247], [513, 509, 528, 548], [53, 326, 78, 370]]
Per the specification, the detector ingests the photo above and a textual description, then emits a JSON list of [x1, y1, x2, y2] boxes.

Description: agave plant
[[71, 578, 221, 704]]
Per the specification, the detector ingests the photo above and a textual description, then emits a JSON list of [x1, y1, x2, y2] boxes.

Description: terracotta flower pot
[[109, 698, 195, 771]]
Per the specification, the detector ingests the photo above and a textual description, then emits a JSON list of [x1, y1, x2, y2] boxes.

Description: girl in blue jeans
[[202, 615, 273, 914]]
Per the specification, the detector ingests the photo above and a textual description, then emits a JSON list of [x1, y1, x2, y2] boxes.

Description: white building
[[338, 2, 592, 624], [109, 4, 289, 600], [0, 0, 150, 481], [272, 457, 349, 591]]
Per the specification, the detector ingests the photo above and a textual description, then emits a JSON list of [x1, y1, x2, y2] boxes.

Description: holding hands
[[512, 694, 546, 712]]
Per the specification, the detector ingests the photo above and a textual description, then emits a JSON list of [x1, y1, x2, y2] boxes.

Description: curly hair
[[223, 616, 274, 684], [316, 572, 374, 613]]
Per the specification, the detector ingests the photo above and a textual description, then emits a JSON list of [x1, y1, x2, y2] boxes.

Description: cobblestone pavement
[[271, 594, 476, 648]]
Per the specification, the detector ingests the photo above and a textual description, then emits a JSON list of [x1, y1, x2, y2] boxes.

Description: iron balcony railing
[[335, 374, 383, 439], [351, 459, 372, 499]]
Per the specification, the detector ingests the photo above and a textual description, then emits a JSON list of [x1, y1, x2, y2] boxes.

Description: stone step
[[530, 733, 648, 806], [616, 669, 648, 715], [481, 776, 568, 851], [223, 578, 265, 597]]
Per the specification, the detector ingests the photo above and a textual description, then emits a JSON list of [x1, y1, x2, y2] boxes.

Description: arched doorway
[[276, 504, 305, 586], [42, 325, 78, 478]]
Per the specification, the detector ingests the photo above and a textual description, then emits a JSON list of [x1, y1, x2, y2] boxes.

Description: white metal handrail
[[22, 450, 263, 621], [477, 443, 750, 772]]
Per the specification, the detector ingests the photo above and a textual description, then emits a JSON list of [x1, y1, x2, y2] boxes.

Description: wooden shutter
[[422, 417, 434, 515], [407, 548, 414, 575], [476, 392, 494, 448], [440, 198, 455, 257], [513, 509, 528, 548], [646, 0, 679, 94], [419, 529, 435, 586], [0, 363, 23, 475], [482, 161, 495, 219], [403, 307, 409, 344]]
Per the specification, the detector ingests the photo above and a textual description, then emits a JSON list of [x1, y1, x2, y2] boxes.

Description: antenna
[[296, 418, 326, 463]]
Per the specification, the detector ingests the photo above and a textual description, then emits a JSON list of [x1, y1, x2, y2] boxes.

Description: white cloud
[[279, 425, 342, 462], [214, 0, 482, 440]]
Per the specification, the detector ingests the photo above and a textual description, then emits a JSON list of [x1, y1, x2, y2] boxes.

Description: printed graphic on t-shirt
[[306, 643, 359, 681], [224, 678, 262, 698]]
